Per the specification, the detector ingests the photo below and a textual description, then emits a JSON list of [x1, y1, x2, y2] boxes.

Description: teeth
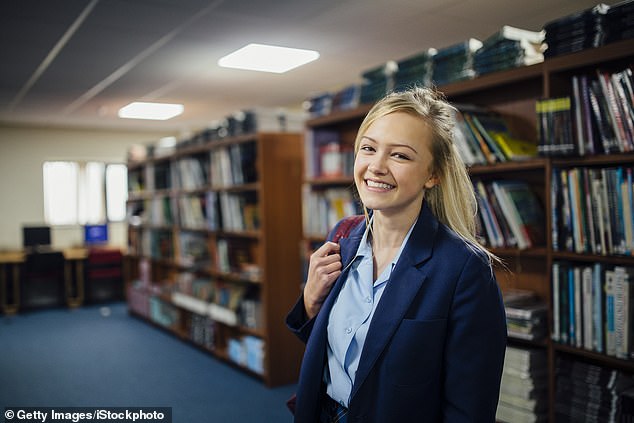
[[366, 180, 394, 189]]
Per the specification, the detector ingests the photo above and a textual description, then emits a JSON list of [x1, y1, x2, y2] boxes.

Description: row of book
[[174, 155, 209, 190], [170, 271, 262, 330], [555, 356, 634, 422], [127, 189, 260, 234], [304, 128, 355, 179], [453, 106, 537, 166], [127, 109, 305, 160], [552, 262, 634, 359], [129, 142, 259, 194], [305, 24, 546, 117], [537, 67, 634, 157], [228, 335, 265, 375], [544, 1, 634, 59], [496, 346, 548, 423], [127, 227, 262, 282], [304, 103, 540, 178], [473, 180, 545, 250], [127, 227, 172, 262], [132, 197, 173, 227], [551, 166, 634, 256], [302, 187, 361, 237], [209, 142, 258, 187], [215, 238, 260, 281]]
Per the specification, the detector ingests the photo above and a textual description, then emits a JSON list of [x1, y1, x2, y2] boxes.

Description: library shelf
[[300, 39, 634, 422], [125, 131, 304, 387]]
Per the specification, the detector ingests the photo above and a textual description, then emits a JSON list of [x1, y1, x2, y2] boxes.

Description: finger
[[313, 241, 340, 257]]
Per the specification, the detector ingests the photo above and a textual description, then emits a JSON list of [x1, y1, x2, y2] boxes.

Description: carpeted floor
[[0, 302, 296, 422]]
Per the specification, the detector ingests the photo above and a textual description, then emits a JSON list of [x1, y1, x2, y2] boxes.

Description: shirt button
[[345, 327, 352, 334], [365, 296, 372, 303]]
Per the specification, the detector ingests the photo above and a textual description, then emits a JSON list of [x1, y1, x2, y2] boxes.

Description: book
[[481, 25, 545, 48], [614, 266, 634, 359]]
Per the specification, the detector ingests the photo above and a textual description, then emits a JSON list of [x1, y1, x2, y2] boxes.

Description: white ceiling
[[0, 0, 618, 136]]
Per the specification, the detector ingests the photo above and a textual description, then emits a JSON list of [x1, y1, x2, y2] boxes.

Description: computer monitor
[[84, 223, 108, 245], [22, 225, 51, 249]]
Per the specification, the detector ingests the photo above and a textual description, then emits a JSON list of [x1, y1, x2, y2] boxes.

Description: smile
[[365, 179, 394, 190]]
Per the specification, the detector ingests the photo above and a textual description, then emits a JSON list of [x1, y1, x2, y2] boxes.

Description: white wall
[[0, 124, 170, 250]]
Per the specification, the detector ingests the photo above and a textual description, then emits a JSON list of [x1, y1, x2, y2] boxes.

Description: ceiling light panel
[[218, 43, 319, 73], [118, 101, 184, 120]]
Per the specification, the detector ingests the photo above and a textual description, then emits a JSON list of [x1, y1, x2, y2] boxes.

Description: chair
[[21, 251, 65, 310], [84, 248, 123, 303]]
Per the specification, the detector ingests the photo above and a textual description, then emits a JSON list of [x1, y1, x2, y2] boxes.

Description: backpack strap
[[331, 215, 365, 243]]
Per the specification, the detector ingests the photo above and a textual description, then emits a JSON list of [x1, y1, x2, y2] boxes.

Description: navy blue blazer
[[286, 203, 507, 422]]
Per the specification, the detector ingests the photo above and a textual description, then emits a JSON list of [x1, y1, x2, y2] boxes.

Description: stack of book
[[503, 290, 548, 341], [555, 356, 634, 422], [432, 38, 482, 86], [304, 92, 333, 118], [359, 61, 397, 104], [496, 346, 548, 423], [620, 385, 634, 420], [543, 4, 609, 58], [474, 26, 545, 76], [605, 0, 634, 43], [393, 48, 436, 92], [330, 84, 361, 113]]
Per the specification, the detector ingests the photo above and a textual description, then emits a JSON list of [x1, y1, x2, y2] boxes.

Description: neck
[[371, 210, 418, 250]]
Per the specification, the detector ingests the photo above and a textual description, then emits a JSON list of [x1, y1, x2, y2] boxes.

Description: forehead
[[363, 112, 433, 150]]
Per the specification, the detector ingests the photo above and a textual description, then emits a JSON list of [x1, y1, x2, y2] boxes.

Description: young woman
[[287, 86, 507, 422]]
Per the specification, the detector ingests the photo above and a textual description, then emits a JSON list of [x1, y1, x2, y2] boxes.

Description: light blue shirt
[[325, 217, 416, 407]]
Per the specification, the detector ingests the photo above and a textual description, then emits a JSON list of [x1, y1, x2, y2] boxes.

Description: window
[[43, 161, 128, 225]]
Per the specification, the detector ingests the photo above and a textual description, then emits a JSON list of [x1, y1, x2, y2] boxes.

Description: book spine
[[593, 263, 604, 353], [605, 270, 616, 356], [553, 262, 561, 342]]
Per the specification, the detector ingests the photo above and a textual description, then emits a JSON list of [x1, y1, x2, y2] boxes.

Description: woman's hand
[[303, 241, 342, 319]]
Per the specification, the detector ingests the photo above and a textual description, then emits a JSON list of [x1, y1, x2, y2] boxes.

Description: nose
[[368, 153, 388, 174]]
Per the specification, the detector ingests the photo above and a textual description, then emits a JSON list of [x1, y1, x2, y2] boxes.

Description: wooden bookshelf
[[300, 38, 634, 421], [125, 132, 304, 387]]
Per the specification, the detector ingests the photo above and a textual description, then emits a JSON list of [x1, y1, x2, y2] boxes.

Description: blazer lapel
[[351, 203, 438, 399]]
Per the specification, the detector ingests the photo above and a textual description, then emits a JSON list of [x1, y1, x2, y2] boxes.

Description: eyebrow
[[361, 135, 419, 154]]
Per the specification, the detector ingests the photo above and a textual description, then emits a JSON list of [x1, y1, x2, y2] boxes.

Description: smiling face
[[354, 111, 438, 220]]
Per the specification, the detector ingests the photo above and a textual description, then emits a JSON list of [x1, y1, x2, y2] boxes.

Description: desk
[[0, 251, 25, 314], [0, 248, 89, 314]]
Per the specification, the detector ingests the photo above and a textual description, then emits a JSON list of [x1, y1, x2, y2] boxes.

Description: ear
[[424, 174, 439, 189]]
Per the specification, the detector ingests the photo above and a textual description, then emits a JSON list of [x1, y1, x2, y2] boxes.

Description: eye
[[392, 152, 411, 160], [359, 145, 375, 153]]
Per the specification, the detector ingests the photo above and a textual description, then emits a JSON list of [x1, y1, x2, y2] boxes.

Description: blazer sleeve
[[443, 252, 507, 421]]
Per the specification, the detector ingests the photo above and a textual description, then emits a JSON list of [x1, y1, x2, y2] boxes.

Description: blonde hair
[[354, 86, 498, 264]]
